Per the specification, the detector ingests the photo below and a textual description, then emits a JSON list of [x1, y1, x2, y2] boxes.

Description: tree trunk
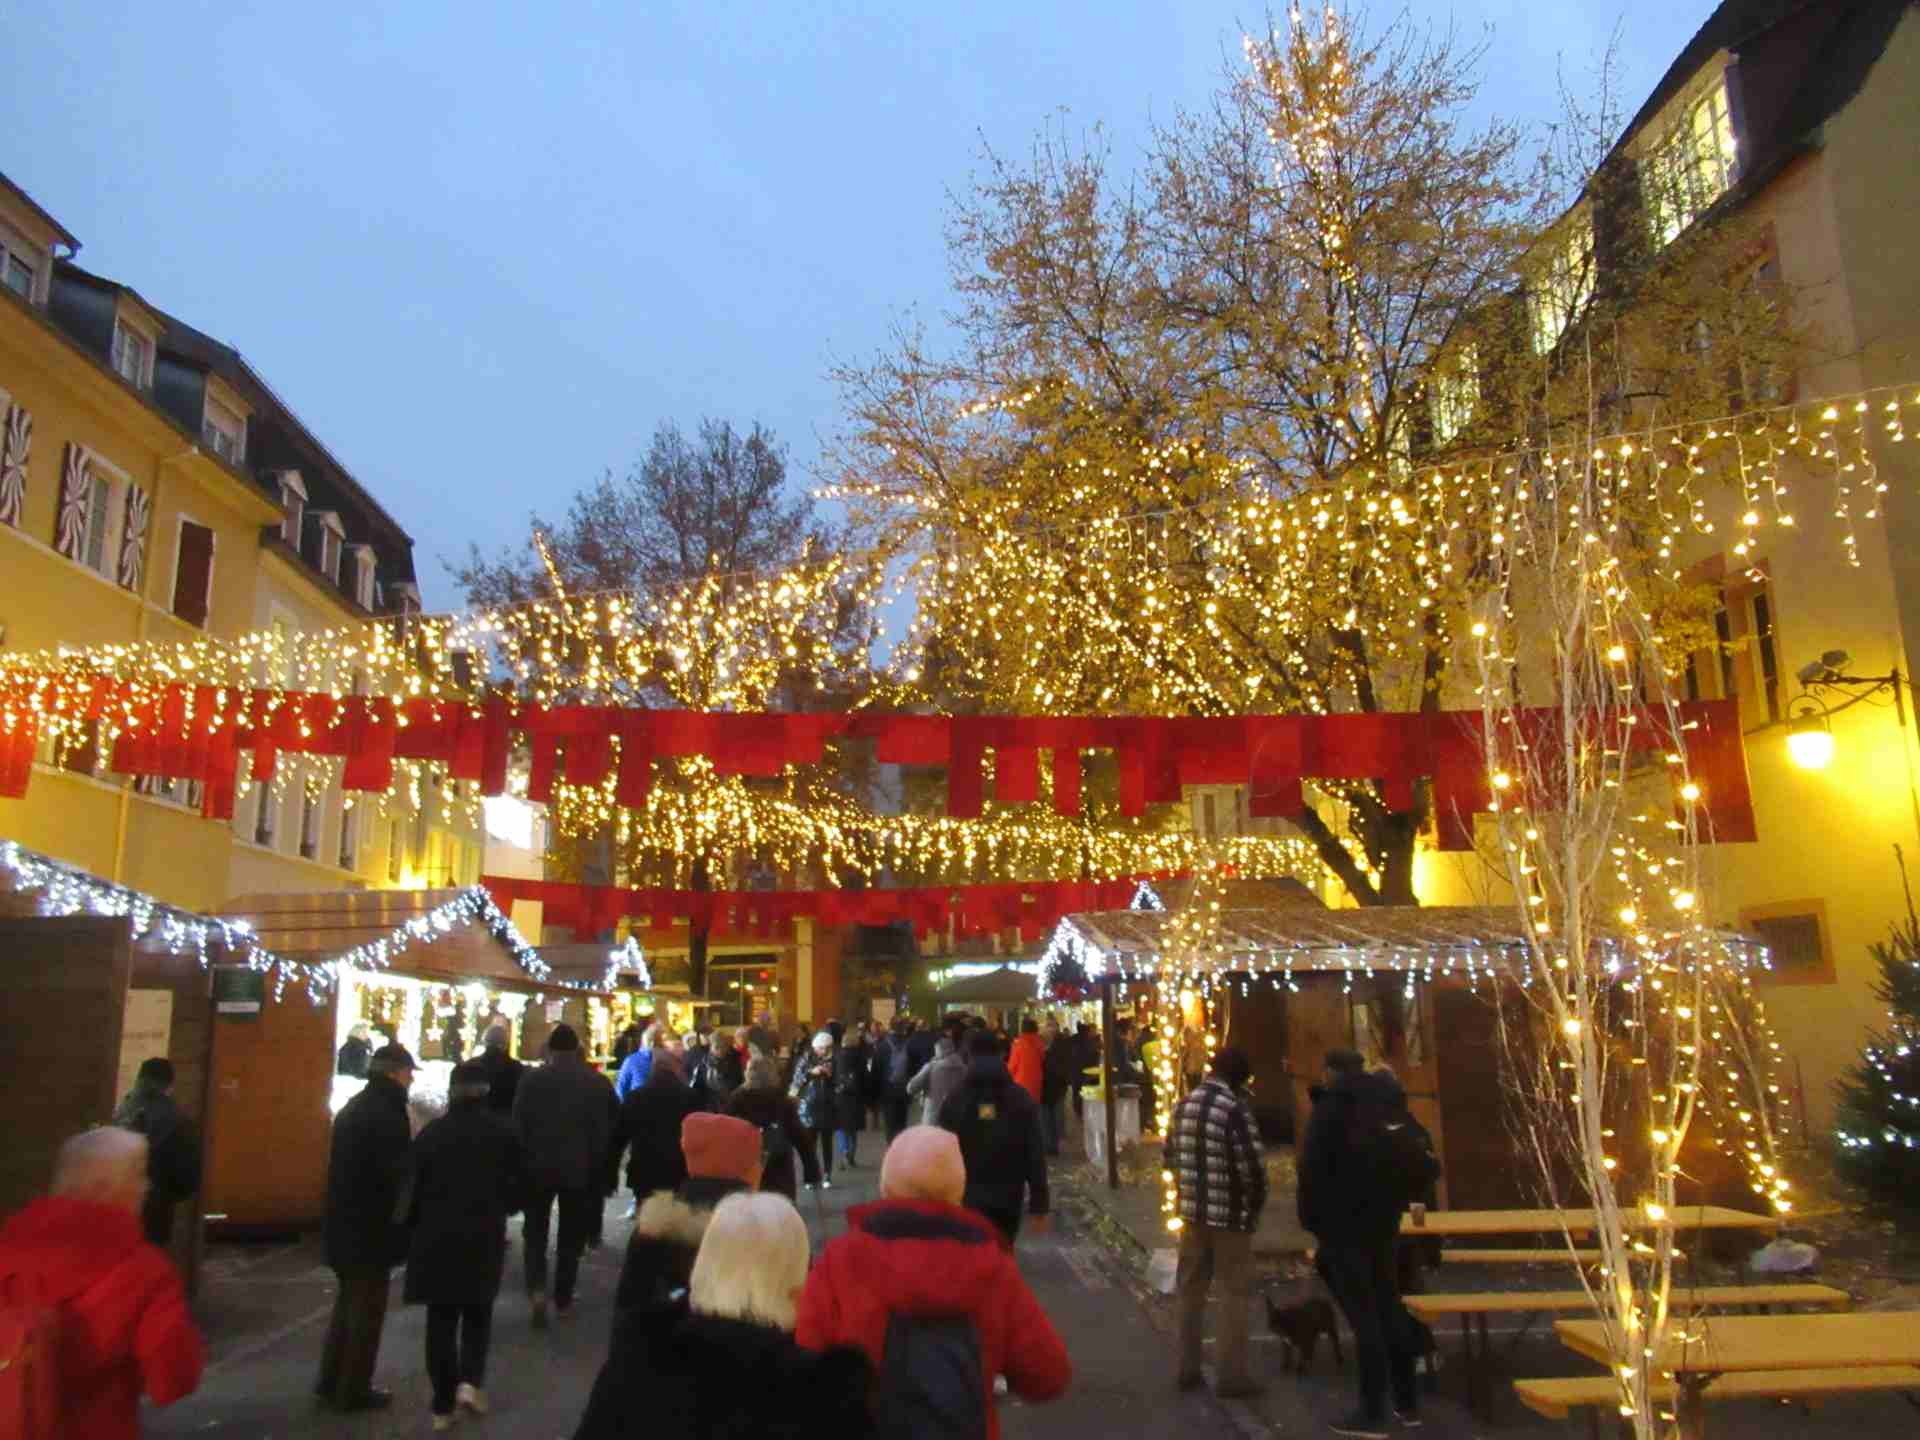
[[688, 857, 711, 1000]]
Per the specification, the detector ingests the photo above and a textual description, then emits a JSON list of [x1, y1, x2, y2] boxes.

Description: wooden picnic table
[[1557, 1312, 1920, 1438], [1399, 1204, 1778, 1239]]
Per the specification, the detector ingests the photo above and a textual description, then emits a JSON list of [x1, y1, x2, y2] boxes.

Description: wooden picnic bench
[[1437, 1248, 1606, 1265], [1557, 1312, 1920, 1439], [1410, 1284, 1849, 1420], [1515, 1366, 1920, 1438]]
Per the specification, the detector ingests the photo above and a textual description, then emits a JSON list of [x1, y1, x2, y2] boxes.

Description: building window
[[353, 547, 377, 609], [300, 790, 321, 860], [254, 780, 277, 847], [1742, 903, 1833, 985], [0, 233, 36, 300], [278, 473, 306, 550], [134, 775, 204, 810], [339, 803, 359, 871], [1428, 344, 1479, 445], [170, 520, 216, 627], [82, 466, 118, 575], [314, 512, 344, 582], [111, 320, 154, 389], [1683, 572, 1781, 725], [1527, 215, 1594, 355], [388, 817, 405, 882], [1645, 75, 1739, 248], [202, 396, 247, 465]]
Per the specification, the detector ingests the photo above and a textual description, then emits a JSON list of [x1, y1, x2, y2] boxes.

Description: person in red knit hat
[[0, 1128, 204, 1439], [795, 1126, 1070, 1440], [613, 1112, 763, 1316]]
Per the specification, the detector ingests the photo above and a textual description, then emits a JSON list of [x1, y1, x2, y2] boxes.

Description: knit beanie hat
[[880, 1126, 966, 1206], [681, 1112, 762, 1182]]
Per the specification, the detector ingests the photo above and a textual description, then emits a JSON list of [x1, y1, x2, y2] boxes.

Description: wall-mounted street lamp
[[1784, 650, 1909, 771]]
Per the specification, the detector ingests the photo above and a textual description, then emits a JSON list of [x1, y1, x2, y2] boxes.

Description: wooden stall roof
[[938, 963, 1044, 1005], [1138, 875, 1326, 912], [220, 888, 586, 992]]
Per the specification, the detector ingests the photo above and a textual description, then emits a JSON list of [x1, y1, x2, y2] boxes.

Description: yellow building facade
[[0, 173, 480, 914]]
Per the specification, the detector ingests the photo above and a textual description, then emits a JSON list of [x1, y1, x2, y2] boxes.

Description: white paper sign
[[871, 998, 896, 1025], [546, 1000, 567, 1023], [117, 989, 174, 1102]]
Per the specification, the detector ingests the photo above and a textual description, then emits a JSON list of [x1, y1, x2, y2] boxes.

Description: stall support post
[[1101, 979, 1119, 1191]]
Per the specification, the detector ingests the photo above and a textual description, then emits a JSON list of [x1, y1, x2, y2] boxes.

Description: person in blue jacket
[[615, 1024, 671, 1101]]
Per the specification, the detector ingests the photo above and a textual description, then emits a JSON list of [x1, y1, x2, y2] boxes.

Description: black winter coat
[[937, 1055, 1051, 1219], [723, 1086, 818, 1199], [613, 1073, 703, 1198], [572, 1300, 874, 1440], [1041, 1037, 1079, 1105], [513, 1052, 614, 1192], [613, 1177, 751, 1314], [1297, 1069, 1433, 1244], [323, 1076, 414, 1269], [470, 1047, 526, 1117], [403, 1099, 528, 1305], [831, 1043, 868, 1131]]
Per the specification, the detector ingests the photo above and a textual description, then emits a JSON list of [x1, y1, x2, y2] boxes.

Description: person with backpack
[[574, 1192, 874, 1440], [832, 1026, 870, 1167], [1297, 1048, 1440, 1439], [936, 1028, 1050, 1247], [906, 1032, 966, 1126], [0, 1127, 205, 1439], [879, 1019, 917, 1141], [795, 1126, 1070, 1440], [1167, 1045, 1268, 1401], [111, 1057, 201, 1249], [725, 1050, 818, 1201], [404, 1059, 528, 1431]]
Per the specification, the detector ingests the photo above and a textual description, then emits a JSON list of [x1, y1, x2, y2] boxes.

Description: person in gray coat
[[510, 1025, 612, 1328], [905, 1034, 966, 1126]]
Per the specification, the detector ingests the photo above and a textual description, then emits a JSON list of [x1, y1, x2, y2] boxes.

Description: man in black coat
[[471, 1024, 525, 1117], [406, 1059, 527, 1425], [112, 1056, 202, 1247], [937, 1028, 1051, 1246], [1297, 1049, 1439, 1435], [610, 1052, 703, 1207], [512, 1025, 613, 1328], [316, 1042, 416, 1412]]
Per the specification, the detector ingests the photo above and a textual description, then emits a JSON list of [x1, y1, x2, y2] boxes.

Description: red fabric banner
[[480, 874, 1156, 945], [0, 680, 1758, 852]]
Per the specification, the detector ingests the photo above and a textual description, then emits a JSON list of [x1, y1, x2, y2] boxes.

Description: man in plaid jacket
[[1167, 1046, 1267, 1397]]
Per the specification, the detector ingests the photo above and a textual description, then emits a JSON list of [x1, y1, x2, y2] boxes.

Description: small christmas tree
[[1833, 918, 1920, 1218]]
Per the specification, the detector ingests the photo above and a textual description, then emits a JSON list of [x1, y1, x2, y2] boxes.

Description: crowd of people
[[0, 999, 1441, 1440]]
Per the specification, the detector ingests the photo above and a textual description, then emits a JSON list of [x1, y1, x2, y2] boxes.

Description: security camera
[[1820, 649, 1851, 672], [1796, 651, 1851, 686], [1796, 659, 1828, 686]]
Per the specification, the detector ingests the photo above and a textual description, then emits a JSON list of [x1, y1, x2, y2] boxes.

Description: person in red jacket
[[1005, 1018, 1045, 1104], [0, 1127, 205, 1439], [794, 1126, 1069, 1440]]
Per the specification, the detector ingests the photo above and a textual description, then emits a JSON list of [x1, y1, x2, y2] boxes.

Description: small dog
[[1264, 1293, 1343, 1373]]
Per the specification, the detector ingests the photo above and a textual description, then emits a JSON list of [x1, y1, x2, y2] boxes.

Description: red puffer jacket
[[0, 1197, 204, 1440], [1006, 1033, 1046, 1103], [795, 1199, 1070, 1440]]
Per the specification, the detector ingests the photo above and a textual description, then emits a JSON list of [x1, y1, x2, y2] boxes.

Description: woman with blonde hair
[[572, 1192, 873, 1438]]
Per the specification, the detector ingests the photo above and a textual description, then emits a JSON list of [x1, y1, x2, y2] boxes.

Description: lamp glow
[[1786, 714, 1835, 770]]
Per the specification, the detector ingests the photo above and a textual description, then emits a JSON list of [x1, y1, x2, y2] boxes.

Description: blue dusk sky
[[6, 2, 1711, 608]]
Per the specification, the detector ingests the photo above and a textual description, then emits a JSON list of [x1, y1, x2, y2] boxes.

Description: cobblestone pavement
[[145, 1128, 1920, 1439]]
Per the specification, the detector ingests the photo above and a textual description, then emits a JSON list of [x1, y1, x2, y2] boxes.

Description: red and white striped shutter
[[0, 403, 28, 528], [55, 443, 92, 559], [118, 483, 151, 591]]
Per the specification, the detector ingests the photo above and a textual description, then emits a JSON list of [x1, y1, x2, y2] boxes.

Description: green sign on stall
[[212, 966, 266, 1019]]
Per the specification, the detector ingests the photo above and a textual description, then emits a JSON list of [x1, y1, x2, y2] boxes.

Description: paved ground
[[146, 1125, 1920, 1439]]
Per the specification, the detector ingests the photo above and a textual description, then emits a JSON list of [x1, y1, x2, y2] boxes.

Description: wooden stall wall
[[1224, 983, 1293, 1141], [1285, 980, 1352, 1131], [205, 984, 337, 1231], [1430, 982, 1536, 1210], [0, 917, 131, 1219]]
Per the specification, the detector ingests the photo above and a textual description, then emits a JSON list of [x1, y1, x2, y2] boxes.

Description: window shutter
[[55, 443, 92, 559], [172, 521, 216, 626], [118, 484, 151, 592], [0, 403, 29, 528]]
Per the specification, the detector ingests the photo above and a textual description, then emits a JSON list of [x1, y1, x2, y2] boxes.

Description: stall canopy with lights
[[1044, 897, 1770, 1207]]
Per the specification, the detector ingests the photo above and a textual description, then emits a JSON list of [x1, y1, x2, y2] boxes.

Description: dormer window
[[352, 544, 377, 609], [278, 471, 307, 549], [203, 394, 247, 465], [312, 509, 345, 582], [1644, 73, 1739, 248], [0, 240, 36, 301], [388, 581, 422, 617], [110, 318, 155, 389]]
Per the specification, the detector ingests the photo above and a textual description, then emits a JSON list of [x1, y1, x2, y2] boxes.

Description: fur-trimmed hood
[[616, 1177, 752, 1312]]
